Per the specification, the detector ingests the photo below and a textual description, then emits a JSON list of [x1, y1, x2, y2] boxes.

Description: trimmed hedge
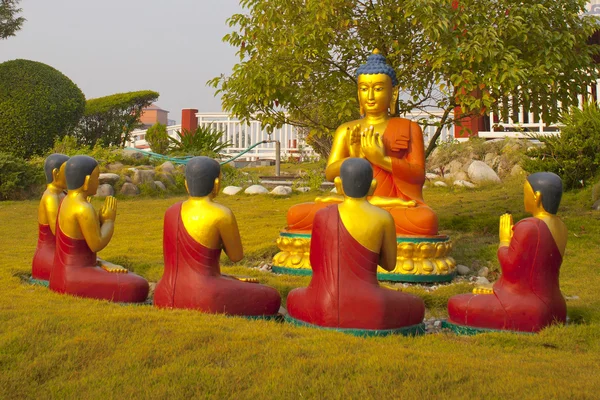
[[0, 59, 86, 158]]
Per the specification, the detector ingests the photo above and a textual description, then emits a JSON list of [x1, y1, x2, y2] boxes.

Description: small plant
[[145, 122, 170, 155], [168, 126, 232, 157], [524, 102, 600, 189], [0, 152, 44, 200]]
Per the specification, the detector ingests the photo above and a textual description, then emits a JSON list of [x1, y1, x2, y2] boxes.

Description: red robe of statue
[[287, 205, 425, 330], [49, 221, 149, 303], [153, 202, 281, 316], [448, 218, 567, 332], [32, 224, 55, 281]]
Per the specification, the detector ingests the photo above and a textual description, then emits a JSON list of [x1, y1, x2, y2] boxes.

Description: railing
[[126, 112, 456, 159], [478, 79, 600, 139]]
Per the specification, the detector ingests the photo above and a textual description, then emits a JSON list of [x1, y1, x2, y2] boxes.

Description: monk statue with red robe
[[154, 156, 281, 317], [445, 172, 568, 333], [286, 158, 426, 335], [31, 153, 69, 283], [274, 50, 454, 281], [49, 155, 149, 303]]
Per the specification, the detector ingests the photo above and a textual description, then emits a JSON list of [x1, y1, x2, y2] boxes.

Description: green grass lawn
[[1, 176, 600, 399]]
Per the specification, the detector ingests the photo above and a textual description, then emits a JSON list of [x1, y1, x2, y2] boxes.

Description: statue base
[[285, 315, 426, 337], [441, 320, 532, 335], [273, 230, 456, 283]]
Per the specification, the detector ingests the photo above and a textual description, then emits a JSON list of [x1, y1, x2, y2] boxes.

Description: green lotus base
[[285, 315, 426, 337], [28, 277, 49, 287], [272, 265, 456, 283], [441, 320, 532, 335]]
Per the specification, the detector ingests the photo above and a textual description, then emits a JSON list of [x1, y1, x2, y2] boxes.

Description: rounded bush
[[0, 59, 86, 158]]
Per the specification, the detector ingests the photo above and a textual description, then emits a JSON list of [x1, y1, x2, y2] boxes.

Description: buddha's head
[[339, 158, 377, 199], [185, 156, 221, 198], [524, 172, 563, 215], [65, 155, 100, 196], [356, 49, 399, 116], [44, 153, 70, 190]]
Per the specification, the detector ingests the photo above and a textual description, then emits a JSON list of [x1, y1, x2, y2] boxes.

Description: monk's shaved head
[[527, 172, 563, 215], [186, 156, 221, 197], [65, 155, 98, 190], [44, 153, 69, 184], [340, 158, 373, 198]]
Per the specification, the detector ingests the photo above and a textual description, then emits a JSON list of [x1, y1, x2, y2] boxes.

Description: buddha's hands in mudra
[[360, 125, 386, 165], [347, 124, 363, 158], [499, 213, 514, 247], [99, 196, 117, 224]]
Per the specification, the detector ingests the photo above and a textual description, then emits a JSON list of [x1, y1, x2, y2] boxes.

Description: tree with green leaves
[[0, 59, 85, 158], [211, 0, 600, 157], [0, 0, 25, 39], [75, 90, 159, 147], [145, 122, 170, 155]]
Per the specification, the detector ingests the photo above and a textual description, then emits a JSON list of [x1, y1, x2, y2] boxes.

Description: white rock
[[478, 267, 490, 277], [154, 181, 167, 191], [593, 199, 600, 211], [454, 180, 476, 188], [453, 171, 469, 181], [457, 264, 471, 276], [467, 160, 501, 184], [120, 183, 140, 196], [434, 320, 442, 328], [271, 186, 292, 195], [222, 186, 243, 195], [330, 187, 338, 193], [132, 169, 156, 185], [475, 277, 490, 285], [95, 184, 114, 197], [434, 181, 448, 187], [510, 164, 525, 176], [295, 187, 311, 193], [426, 172, 439, 180], [99, 173, 120, 186], [446, 160, 463, 174], [244, 185, 269, 194], [159, 161, 175, 175]]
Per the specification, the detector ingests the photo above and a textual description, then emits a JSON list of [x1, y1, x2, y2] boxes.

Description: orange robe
[[287, 118, 438, 235]]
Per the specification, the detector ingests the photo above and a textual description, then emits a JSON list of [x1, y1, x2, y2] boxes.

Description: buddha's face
[[85, 166, 101, 196], [357, 73, 393, 116], [54, 163, 68, 190]]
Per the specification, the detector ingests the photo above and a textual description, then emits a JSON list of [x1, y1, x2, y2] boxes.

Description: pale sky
[[0, 0, 244, 122]]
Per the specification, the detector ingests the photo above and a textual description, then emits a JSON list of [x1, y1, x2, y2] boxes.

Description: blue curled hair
[[355, 52, 398, 86]]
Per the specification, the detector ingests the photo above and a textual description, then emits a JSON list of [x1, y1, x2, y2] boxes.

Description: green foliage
[[524, 103, 600, 189], [212, 0, 599, 157], [145, 122, 170, 155], [0, 0, 25, 39], [0, 152, 43, 200], [0, 59, 86, 158], [75, 91, 159, 147], [168, 126, 232, 157], [43, 136, 152, 167]]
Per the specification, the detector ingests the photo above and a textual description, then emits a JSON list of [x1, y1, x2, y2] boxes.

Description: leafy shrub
[[74, 91, 159, 147], [43, 136, 153, 167], [168, 126, 232, 157], [0, 152, 44, 200], [145, 122, 170, 154], [0, 59, 86, 158], [524, 103, 600, 189], [220, 164, 258, 188]]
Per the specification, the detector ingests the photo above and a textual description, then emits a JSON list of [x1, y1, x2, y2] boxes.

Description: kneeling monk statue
[[32, 153, 69, 282], [49, 155, 149, 302], [286, 158, 425, 335], [274, 50, 454, 281], [153, 156, 281, 317], [446, 172, 568, 333]]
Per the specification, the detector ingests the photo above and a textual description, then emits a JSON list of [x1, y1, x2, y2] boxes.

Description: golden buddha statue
[[274, 50, 455, 281], [49, 155, 149, 302], [32, 154, 70, 282]]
